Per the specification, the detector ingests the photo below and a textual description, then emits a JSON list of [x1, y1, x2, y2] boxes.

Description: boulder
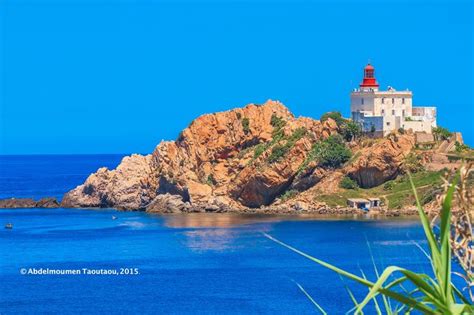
[[146, 194, 189, 213]]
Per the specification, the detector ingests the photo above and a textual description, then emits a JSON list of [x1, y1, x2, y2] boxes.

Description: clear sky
[[0, 0, 472, 154]]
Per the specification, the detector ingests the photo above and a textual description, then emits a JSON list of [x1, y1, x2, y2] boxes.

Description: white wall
[[402, 120, 432, 133]]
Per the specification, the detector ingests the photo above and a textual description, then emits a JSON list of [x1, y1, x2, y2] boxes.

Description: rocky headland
[[56, 100, 442, 215], [2, 100, 467, 214]]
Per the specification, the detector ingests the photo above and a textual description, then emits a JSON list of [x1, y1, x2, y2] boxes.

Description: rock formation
[[61, 100, 418, 212], [346, 134, 415, 188], [0, 197, 60, 208]]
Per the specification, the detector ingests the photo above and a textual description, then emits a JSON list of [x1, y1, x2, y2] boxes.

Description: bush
[[288, 127, 307, 141], [432, 126, 452, 141], [241, 118, 250, 134], [398, 127, 405, 134], [206, 174, 216, 186], [455, 141, 469, 153], [270, 114, 286, 130], [341, 121, 362, 141], [403, 152, 425, 173], [268, 128, 307, 163], [311, 134, 352, 168], [339, 176, 358, 189], [253, 144, 266, 159], [236, 112, 242, 120], [383, 181, 395, 191], [268, 144, 288, 163], [320, 112, 345, 126], [280, 189, 298, 202]]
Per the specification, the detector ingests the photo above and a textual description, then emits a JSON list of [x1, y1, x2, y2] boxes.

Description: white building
[[350, 63, 437, 137]]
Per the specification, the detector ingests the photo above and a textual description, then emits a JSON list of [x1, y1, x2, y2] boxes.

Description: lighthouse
[[350, 63, 437, 136], [359, 63, 379, 91]]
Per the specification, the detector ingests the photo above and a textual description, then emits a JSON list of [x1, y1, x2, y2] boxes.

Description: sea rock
[[61, 154, 157, 210], [146, 194, 190, 213], [36, 197, 60, 208], [0, 197, 60, 208], [0, 198, 37, 208], [346, 134, 415, 188]]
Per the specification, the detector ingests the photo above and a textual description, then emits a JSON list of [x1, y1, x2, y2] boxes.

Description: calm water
[[0, 155, 439, 314]]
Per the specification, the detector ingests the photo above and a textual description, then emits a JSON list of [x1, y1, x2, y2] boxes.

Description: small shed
[[347, 198, 370, 210], [368, 198, 381, 208]]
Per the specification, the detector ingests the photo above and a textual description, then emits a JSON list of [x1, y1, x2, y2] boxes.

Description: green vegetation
[[315, 171, 443, 209], [320, 111, 362, 141], [433, 126, 452, 141], [279, 189, 298, 202], [403, 152, 425, 173], [455, 141, 469, 153], [340, 120, 362, 142], [206, 174, 216, 186], [298, 134, 352, 173], [266, 174, 473, 314], [339, 176, 358, 190], [383, 181, 394, 191], [398, 127, 405, 134], [241, 117, 250, 134], [270, 113, 286, 130], [310, 135, 352, 168], [320, 111, 345, 126], [253, 143, 266, 159], [268, 127, 307, 163], [370, 124, 376, 133], [268, 145, 288, 163], [236, 112, 242, 120], [245, 115, 294, 165], [446, 150, 474, 162]]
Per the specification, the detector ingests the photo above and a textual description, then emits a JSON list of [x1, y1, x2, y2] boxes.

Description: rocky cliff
[[62, 100, 416, 212]]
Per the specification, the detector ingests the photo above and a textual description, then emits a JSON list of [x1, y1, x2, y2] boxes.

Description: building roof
[[347, 198, 370, 203], [368, 198, 381, 201]]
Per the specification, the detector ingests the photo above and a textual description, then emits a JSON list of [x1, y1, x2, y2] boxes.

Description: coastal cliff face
[[347, 135, 415, 188], [62, 100, 415, 212]]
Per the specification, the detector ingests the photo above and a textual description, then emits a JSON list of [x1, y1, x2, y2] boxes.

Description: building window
[[381, 109, 385, 114], [402, 110, 405, 116], [392, 110, 395, 115], [361, 98, 364, 105], [402, 98, 405, 104], [386, 122, 390, 126], [392, 98, 395, 104], [382, 98, 385, 104]]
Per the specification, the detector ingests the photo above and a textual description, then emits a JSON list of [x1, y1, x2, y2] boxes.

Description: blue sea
[[0, 155, 448, 314]]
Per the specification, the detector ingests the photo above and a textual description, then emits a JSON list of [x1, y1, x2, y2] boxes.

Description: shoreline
[[0, 197, 421, 219]]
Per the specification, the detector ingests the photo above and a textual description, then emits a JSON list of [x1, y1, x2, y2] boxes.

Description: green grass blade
[[439, 177, 457, 304], [293, 281, 327, 314], [409, 173, 443, 288], [264, 233, 436, 314], [360, 270, 383, 315], [356, 267, 443, 313]]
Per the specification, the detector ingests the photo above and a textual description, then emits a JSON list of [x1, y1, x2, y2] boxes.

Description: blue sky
[[0, 0, 472, 154]]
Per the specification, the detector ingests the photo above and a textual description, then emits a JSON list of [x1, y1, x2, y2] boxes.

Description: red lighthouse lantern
[[360, 63, 379, 89]]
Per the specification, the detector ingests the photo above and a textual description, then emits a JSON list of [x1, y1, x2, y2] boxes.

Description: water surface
[[0, 155, 441, 314]]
